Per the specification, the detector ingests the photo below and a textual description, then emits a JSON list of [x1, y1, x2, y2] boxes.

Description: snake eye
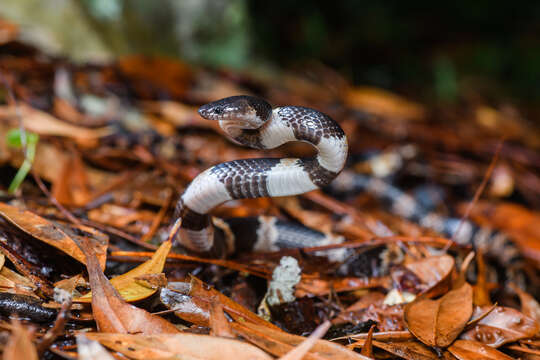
[[214, 107, 223, 115]]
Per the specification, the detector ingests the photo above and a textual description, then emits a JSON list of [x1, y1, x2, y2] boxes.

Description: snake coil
[[174, 95, 348, 256]]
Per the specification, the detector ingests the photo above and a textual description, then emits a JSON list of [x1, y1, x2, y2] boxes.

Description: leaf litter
[[0, 19, 537, 359]]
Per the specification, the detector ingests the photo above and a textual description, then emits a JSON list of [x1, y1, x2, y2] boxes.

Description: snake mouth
[[199, 106, 264, 130]]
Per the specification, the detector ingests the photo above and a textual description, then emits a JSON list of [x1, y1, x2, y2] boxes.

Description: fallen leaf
[[405, 255, 454, 297], [0, 265, 38, 297], [182, 276, 282, 330], [448, 339, 513, 360], [404, 283, 473, 347], [345, 86, 426, 120], [232, 321, 367, 360], [76, 335, 115, 360], [0, 202, 107, 269], [76, 238, 178, 334], [3, 320, 38, 360], [510, 283, 540, 324], [352, 339, 455, 360], [0, 104, 112, 143], [85, 332, 273, 360], [460, 306, 540, 347], [75, 240, 171, 303]]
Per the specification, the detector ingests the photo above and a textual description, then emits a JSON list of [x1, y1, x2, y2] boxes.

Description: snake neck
[[230, 106, 348, 175]]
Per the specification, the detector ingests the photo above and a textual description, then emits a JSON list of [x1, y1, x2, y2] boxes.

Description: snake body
[[330, 171, 522, 266], [174, 96, 348, 256]]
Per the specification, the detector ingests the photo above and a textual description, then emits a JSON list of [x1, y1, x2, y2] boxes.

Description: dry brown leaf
[[185, 276, 282, 331], [209, 295, 234, 338], [277, 321, 351, 360], [405, 283, 473, 347], [232, 321, 367, 360], [3, 320, 38, 360], [76, 335, 115, 360], [510, 284, 540, 324], [75, 240, 171, 303], [0, 202, 108, 269], [0, 265, 38, 297], [405, 255, 454, 297], [345, 86, 426, 120], [372, 340, 455, 360], [0, 104, 112, 144], [296, 276, 391, 297], [448, 339, 513, 360], [84, 332, 273, 360], [76, 238, 179, 334], [117, 56, 194, 99], [460, 306, 540, 347]]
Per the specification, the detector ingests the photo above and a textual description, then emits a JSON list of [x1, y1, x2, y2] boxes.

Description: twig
[[32, 172, 82, 226], [447, 139, 504, 250], [36, 298, 72, 356]]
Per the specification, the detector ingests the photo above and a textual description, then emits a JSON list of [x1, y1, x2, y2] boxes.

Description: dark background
[[1, 0, 539, 104]]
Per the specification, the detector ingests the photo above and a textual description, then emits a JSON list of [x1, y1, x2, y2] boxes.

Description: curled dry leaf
[[0, 202, 108, 269], [448, 339, 513, 360], [3, 320, 38, 360], [405, 255, 454, 298], [84, 332, 273, 360], [76, 237, 178, 334], [404, 283, 473, 347], [75, 240, 171, 303], [460, 306, 540, 347]]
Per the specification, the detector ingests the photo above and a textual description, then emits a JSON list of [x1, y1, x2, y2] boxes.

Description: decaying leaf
[[404, 283, 473, 347], [231, 321, 367, 360], [176, 276, 282, 330], [3, 320, 38, 360], [448, 339, 513, 360], [84, 332, 273, 360], [77, 335, 115, 360], [351, 339, 455, 360], [345, 86, 426, 120], [510, 283, 540, 324], [76, 237, 178, 334], [0, 104, 113, 143], [405, 255, 454, 296], [460, 306, 540, 347], [0, 202, 108, 269]]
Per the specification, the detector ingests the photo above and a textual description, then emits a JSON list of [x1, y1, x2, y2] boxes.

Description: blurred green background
[[1, 0, 539, 103]]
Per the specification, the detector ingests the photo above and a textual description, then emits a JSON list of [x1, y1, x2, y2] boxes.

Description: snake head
[[198, 95, 272, 130]]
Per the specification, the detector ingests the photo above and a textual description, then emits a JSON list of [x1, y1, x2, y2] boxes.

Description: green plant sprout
[[5, 128, 39, 194]]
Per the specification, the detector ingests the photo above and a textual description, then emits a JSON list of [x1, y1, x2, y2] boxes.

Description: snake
[[174, 95, 349, 258], [330, 170, 526, 282]]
